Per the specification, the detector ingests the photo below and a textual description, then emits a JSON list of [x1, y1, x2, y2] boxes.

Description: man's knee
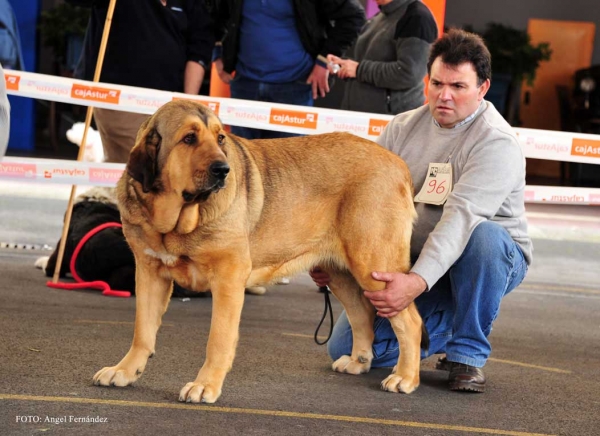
[[462, 221, 511, 262]]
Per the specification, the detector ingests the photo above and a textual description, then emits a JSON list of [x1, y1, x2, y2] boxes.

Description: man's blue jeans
[[327, 221, 529, 368], [230, 75, 313, 140]]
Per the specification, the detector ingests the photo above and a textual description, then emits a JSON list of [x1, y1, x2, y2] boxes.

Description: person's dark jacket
[[344, 0, 438, 115], [66, 0, 214, 93], [212, 0, 366, 74]]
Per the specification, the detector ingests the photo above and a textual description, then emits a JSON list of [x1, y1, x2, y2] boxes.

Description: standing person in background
[[0, 0, 25, 71], [67, 0, 214, 163], [212, 0, 365, 140], [327, 0, 437, 115], [0, 63, 10, 159], [311, 29, 532, 393]]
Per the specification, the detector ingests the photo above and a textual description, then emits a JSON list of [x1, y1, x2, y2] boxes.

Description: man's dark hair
[[427, 28, 492, 86]]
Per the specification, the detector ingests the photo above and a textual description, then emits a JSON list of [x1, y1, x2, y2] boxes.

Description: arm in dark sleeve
[[318, 0, 366, 57], [357, 11, 437, 90], [185, 0, 216, 69], [210, 0, 230, 43]]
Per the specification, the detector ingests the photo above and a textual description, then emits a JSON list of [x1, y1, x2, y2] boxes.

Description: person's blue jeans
[[229, 75, 313, 140], [327, 221, 529, 368]]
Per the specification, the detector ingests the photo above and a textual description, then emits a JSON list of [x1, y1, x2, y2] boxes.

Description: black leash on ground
[[314, 286, 334, 345]]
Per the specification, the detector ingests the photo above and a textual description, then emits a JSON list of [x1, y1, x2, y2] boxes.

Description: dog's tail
[[420, 322, 430, 352]]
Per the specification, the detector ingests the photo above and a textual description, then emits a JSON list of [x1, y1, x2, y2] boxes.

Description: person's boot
[[436, 356, 486, 393]]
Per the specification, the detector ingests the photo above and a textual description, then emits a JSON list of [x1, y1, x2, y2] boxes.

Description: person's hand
[[214, 58, 234, 84], [309, 266, 331, 288], [306, 64, 330, 99], [364, 272, 427, 318], [327, 55, 358, 80]]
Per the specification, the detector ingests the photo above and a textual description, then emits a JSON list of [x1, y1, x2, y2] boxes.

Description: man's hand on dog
[[309, 266, 331, 287], [366, 272, 427, 318], [309, 268, 427, 318]]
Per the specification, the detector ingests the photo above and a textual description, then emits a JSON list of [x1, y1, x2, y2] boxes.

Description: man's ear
[[478, 78, 491, 100], [126, 122, 161, 193]]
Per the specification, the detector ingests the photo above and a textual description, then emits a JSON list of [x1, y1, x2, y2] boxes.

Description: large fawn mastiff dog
[[93, 100, 426, 403]]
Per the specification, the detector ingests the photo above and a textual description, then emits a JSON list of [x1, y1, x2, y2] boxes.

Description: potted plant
[[466, 23, 552, 125]]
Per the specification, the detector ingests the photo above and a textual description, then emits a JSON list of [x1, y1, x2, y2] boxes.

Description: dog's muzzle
[[209, 161, 230, 181], [182, 161, 230, 203]]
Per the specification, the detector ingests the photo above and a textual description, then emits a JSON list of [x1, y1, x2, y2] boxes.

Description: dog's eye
[[217, 134, 225, 145], [183, 133, 196, 145]]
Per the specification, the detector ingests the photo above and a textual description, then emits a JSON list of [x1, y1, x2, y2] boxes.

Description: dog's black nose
[[209, 161, 230, 180]]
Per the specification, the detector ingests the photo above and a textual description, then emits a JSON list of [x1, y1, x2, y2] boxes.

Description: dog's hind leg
[[345, 245, 423, 394], [380, 304, 423, 394], [327, 271, 376, 375], [345, 261, 423, 394], [93, 259, 172, 387], [338, 187, 422, 393]]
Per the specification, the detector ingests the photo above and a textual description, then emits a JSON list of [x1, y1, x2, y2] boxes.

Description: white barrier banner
[[6, 70, 600, 166], [0, 158, 123, 187], [524, 185, 600, 205], [2, 158, 599, 205], [517, 129, 600, 165]]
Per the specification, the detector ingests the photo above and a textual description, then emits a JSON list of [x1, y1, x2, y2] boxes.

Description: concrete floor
[[1, 181, 599, 436]]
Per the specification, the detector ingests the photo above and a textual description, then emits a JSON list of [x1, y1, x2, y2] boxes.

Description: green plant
[[39, 3, 89, 62], [469, 22, 552, 86]]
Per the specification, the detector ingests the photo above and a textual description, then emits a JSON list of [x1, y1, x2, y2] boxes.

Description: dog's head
[[125, 100, 230, 234]]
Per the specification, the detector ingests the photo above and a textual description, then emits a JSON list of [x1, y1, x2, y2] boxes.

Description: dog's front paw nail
[[93, 366, 139, 387], [179, 381, 221, 404], [380, 372, 418, 394], [332, 355, 371, 375]]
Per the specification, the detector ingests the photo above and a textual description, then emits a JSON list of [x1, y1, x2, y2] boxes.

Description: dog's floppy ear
[[126, 123, 161, 193]]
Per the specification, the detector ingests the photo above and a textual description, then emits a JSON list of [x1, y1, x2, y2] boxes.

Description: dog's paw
[[245, 286, 267, 296], [331, 355, 371, 375], [380, 372, 419, 394], [93, 366, 140, 387], [35, 256, 49, 272], [178, 381, 222, 404]]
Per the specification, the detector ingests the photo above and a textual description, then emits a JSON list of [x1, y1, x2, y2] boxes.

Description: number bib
[[415, 163, 452, 205]]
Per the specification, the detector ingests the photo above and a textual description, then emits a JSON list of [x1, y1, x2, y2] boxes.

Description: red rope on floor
[[46, 222, 131, 298]]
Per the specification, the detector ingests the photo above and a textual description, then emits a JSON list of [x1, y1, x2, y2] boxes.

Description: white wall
[[445, 0, 600, 65]]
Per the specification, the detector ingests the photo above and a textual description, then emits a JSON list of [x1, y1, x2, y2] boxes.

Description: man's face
[[427, 58, 490, 128]]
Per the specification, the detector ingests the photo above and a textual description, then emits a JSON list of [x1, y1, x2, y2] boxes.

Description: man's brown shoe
[[448, 362, 486, 393]]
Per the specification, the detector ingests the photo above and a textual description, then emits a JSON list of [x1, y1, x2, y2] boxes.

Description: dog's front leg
[[93, 260, 171, 387], [179, 271, 246, 404]]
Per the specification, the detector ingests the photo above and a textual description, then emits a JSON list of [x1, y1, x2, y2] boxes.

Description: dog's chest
[[143, 246, 210, 291], [143, 247, 180, 267], [151, 232, 197, 261], [139, 230, 192, 267]]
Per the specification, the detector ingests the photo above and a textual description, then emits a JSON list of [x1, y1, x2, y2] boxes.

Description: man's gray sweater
[[377, 101, 533, 289]]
